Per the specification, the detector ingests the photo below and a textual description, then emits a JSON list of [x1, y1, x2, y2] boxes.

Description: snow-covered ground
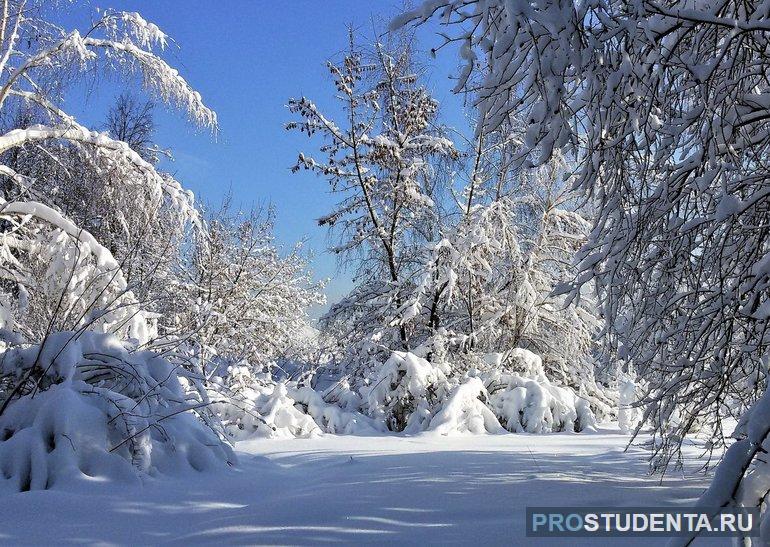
[[0, 426, 712, 545]]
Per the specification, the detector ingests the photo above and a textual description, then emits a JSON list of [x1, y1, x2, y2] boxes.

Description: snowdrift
[[0, 332, 235, 492]]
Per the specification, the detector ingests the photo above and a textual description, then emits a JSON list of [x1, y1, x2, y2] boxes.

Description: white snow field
[[0, 426, 712, 546]]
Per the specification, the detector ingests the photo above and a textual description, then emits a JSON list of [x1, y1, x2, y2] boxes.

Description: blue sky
[[60, 1, 469, 316]]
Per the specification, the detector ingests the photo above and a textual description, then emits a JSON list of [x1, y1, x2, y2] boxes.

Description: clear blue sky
[[60, 1, 469, 316]]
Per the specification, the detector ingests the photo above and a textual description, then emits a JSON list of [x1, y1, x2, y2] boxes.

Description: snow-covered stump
[[0, 332, 235, 492]]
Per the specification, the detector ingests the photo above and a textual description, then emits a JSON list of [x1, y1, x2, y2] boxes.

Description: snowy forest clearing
[[6, 0, 770, 544], [0, 429, 710, 545]]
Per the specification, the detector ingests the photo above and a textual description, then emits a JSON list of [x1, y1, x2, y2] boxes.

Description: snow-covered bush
[[0, 206, 156, 343], [317, 348, 596, 436], [0, 3, 261, 494], [211, 364, 320, 440], [3, 101, 190, 336], [481, 349, 596, 434], [0, 3, 218, 347], [361, 351, 452, 433], [0, 331, 234, 492], [426, 377, 504, 435], [291, 386, 384, 435], [486, 373, 594, 434], [206, 360, 385, 439]]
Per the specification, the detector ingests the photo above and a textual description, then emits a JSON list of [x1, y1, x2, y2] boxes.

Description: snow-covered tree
[[170, 201, 326, 377], [0, 1, 234, 489], [290, 30, 610, 432], [398, 124, 611, 416], [287, 33, 457, 355], [0, 3, 214, 343], [1, 97, 190, 346], [395, 0, 770, 539]]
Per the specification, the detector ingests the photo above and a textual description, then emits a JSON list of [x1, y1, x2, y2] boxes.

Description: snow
[[0, 332, 235, 492], [212, 379, 322, 441], [0, 428, 710, 545], [1, 2, 758, 543], [426, 377, 504, 435]]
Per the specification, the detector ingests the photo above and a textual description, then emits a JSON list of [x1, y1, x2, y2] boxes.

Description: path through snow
[[0, 427, 713, 545]]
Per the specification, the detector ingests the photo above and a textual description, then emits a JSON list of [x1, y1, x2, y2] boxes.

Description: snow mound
[[484, 349, 596, 433], [211, 365, 321, 440], [426, 377, 504, 435], [361, 351, 451, 432], [0, 332, 235, 492]]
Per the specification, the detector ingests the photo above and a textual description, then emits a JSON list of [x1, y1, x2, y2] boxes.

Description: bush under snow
[[483, 349, 597, 434], [361, 351, 451, 433], [0, 332, 235, 492], [426, 377, 504, 435], [291, 386, 384, 435], [319, 348, 597, 436], [211, 365, 321, 440], [208, 346, 596, 440], [210, 363, 383, 438]]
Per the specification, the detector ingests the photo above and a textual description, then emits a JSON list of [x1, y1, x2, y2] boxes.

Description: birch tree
[[0, 2, 214, 342]]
